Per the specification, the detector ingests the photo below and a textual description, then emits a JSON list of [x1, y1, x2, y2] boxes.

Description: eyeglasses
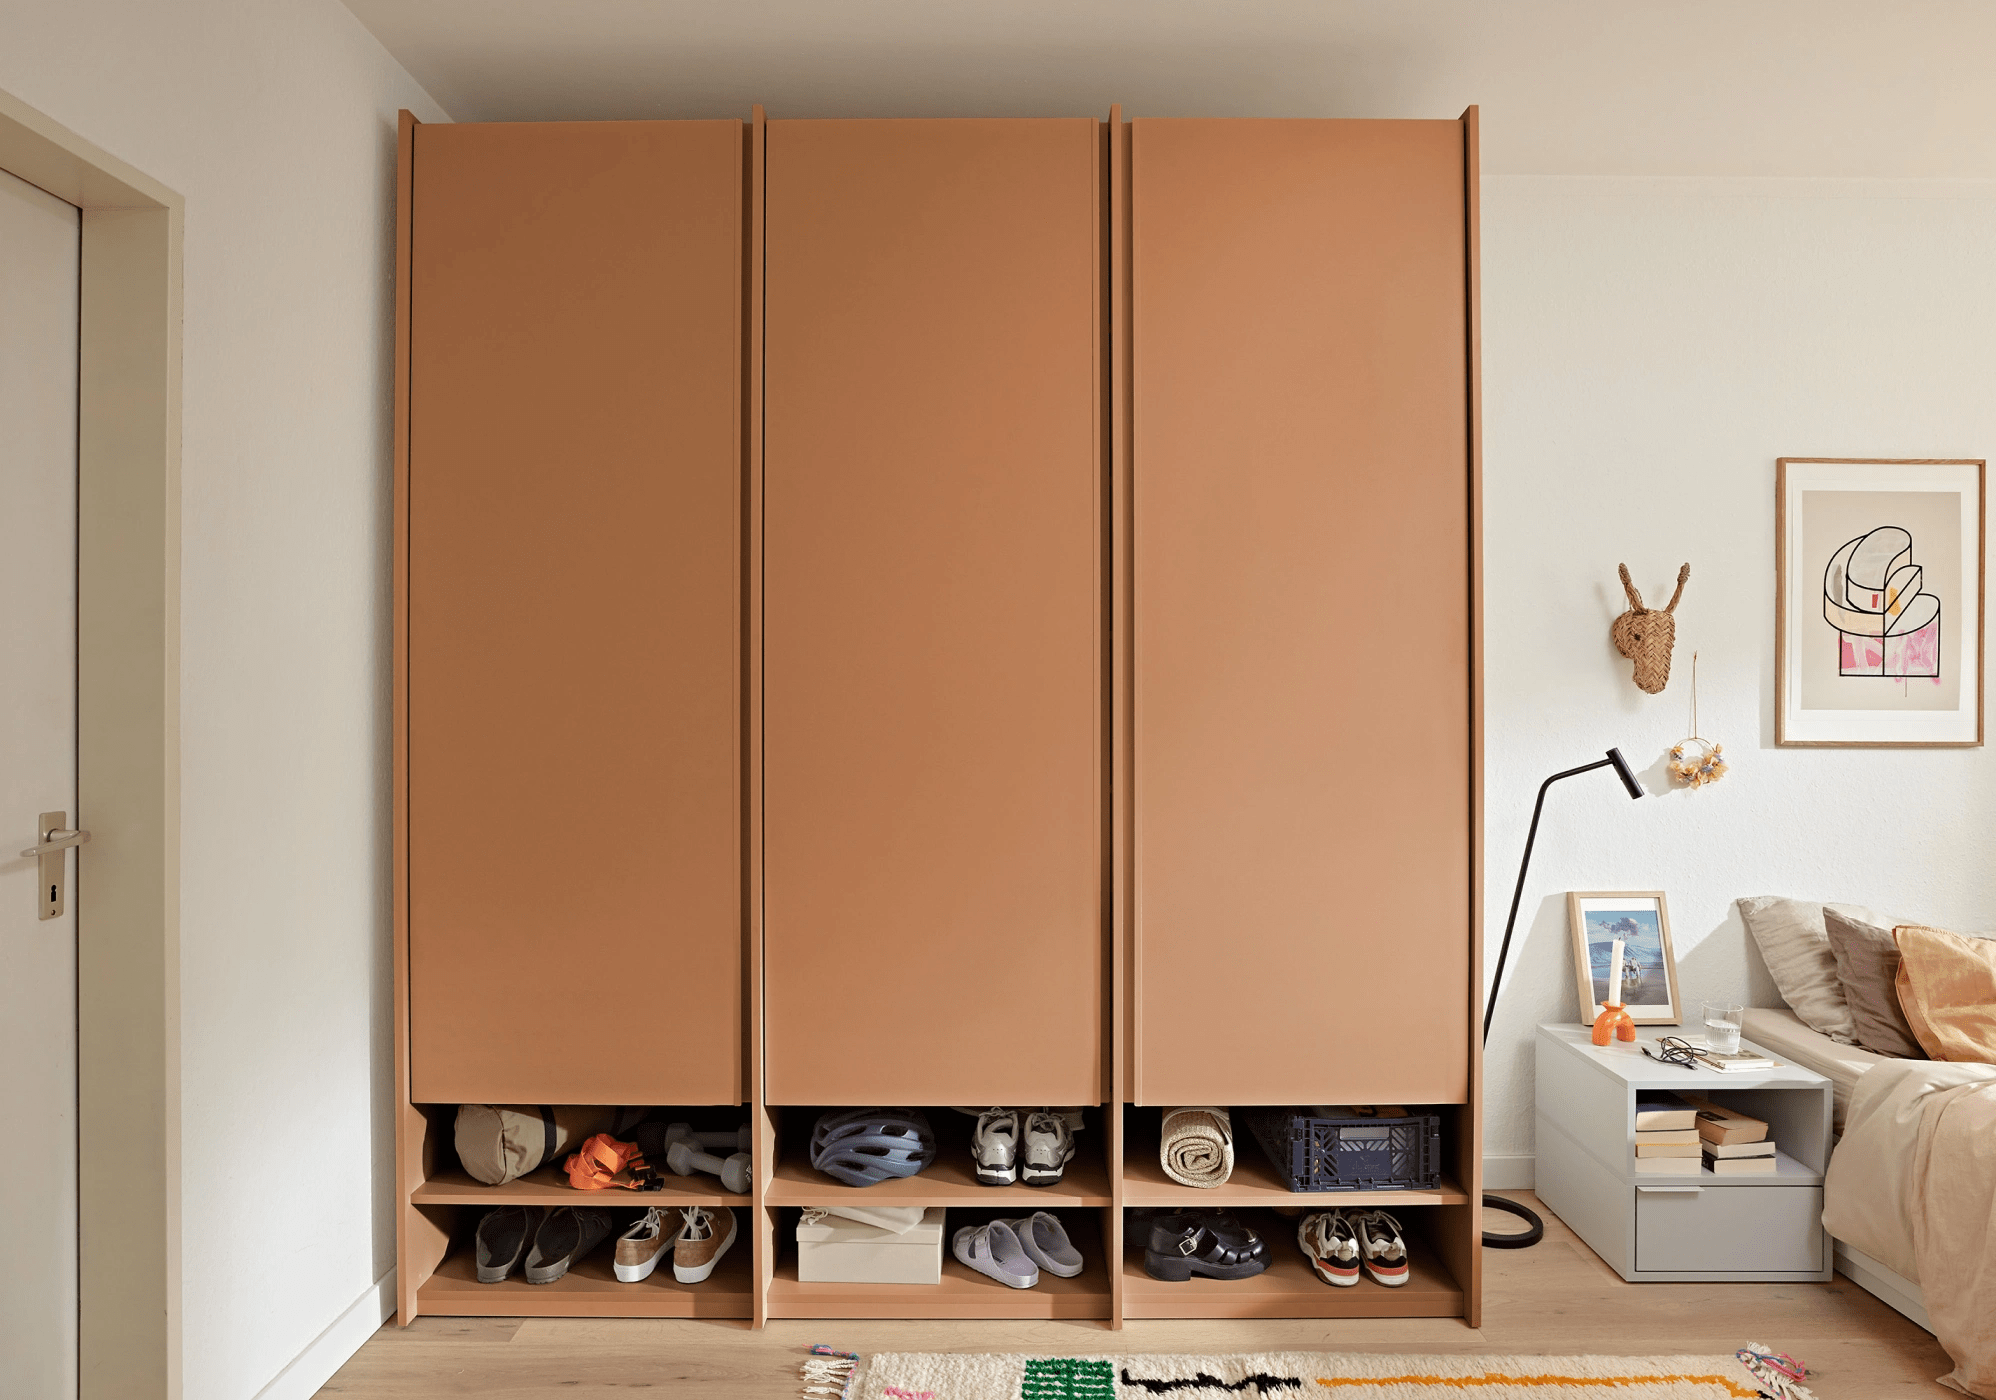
[[1640, 1036, 1700, 1070]]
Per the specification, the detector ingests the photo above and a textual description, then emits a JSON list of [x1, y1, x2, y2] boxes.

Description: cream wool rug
[[834, 1352, 1771, 1400]]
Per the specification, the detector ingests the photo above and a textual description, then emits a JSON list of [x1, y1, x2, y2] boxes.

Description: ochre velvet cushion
[[1895, 924, 1996, 1063], [1823, 908, 1929, 1058]]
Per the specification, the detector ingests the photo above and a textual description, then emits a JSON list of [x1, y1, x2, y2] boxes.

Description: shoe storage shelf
[[393, 107, 1483, 1329]]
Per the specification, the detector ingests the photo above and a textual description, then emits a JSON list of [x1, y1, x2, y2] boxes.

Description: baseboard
[[251, 1268, 396, 1400], [1482, 1154, 1535, 1190]]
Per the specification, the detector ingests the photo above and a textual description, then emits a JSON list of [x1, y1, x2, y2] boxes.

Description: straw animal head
[[1611, 563, 1690, 694]]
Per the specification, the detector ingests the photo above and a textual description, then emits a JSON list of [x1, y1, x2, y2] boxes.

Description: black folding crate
[[1243, 1107, 1442, 1192]]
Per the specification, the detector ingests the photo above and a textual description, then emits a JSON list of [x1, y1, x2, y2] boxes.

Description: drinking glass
[[1702, 1001, 1744, 1055]]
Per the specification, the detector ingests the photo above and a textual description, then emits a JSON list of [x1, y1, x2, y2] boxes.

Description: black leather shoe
[[1143, 1209, 1269, 1281]]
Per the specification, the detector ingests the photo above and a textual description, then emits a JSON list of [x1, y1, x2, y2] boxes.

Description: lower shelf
[[1119, 1213, 1464, 1320], [417, 1230, 754, 1318], [766, 1212, 1110, 1320]]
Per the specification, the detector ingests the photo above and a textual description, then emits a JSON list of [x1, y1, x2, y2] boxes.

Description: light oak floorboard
[[320, 1194, 1951, 1398]]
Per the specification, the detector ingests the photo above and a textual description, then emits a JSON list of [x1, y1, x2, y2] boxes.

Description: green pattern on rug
[[1022, 1358, 1117, 1400]]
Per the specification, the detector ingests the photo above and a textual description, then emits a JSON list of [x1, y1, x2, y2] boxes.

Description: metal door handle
[[19, 828, 89, 859], [23, 812, 87, 920]]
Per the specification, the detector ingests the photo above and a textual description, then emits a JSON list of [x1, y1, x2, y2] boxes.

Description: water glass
[[1702, 1001, 1744, 1055]]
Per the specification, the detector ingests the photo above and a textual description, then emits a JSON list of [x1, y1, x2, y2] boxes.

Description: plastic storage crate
[[1244, 1107, 1442, 1192]]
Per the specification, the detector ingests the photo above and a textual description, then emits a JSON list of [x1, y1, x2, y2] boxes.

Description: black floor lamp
[[1480, 747, 1645, 1249]]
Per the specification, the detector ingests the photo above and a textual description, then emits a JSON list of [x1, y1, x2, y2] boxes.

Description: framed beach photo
[[1568, 892, 1682, 1027], [1777, 458, 1985, 747]]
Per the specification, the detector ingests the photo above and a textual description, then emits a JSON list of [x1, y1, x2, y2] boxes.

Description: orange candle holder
[[1592, 1003, 1635, 1046]]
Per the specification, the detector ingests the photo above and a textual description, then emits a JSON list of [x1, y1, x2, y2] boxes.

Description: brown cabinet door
[[762, 119, 1103, 1106], [409, 121, 743, 1105], [1132, 119, 1471, 1106]]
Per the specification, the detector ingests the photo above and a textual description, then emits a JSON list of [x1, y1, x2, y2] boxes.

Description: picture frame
[[1776, 457, 1985, 747], [1568, 891, 1682, 1027]]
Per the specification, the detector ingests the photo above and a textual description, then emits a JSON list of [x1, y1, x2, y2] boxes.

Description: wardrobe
[[394, 106, 1482, 1329]]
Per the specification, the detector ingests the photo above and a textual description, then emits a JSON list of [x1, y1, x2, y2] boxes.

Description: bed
[[1739, 1007, 1932, 1331]]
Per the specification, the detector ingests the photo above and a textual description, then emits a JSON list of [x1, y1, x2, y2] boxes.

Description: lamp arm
[[1480, 757, 1613, 1046]]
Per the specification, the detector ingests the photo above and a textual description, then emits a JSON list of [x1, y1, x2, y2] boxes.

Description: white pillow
[[1737, 896, 1904, 1045]]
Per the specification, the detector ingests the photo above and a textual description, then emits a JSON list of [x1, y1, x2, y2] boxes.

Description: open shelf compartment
[[1119, 1207, 1464, 1320], [765, 1205, 1112, 1320], [1121, 1107, 1468, 1208], [766, 1106, 1113, 1207]]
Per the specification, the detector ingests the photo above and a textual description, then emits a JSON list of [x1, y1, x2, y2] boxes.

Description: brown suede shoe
[[614, 1205, 684, 1283], [672, 1206, 737, 1283]]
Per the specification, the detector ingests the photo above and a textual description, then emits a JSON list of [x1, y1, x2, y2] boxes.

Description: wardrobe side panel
[[762, 119, 1102, 1105], [1132, 119, 1471, 1106], [408, 121, 743, 1104]]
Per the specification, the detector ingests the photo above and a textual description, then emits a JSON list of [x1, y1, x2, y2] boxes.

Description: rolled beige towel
[[1160, 1106, 1233, 1188]]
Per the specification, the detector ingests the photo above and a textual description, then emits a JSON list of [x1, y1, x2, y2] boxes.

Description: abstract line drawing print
[[1822, 526, 1942, 679]]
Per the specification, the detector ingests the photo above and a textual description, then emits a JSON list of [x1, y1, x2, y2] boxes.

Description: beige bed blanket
[[1823, 1058, 1996, 1397]]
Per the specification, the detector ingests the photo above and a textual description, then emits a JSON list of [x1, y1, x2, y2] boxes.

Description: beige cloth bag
[[454, 1104, 625, 1185]]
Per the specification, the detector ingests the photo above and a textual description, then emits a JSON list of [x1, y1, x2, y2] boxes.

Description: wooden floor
[[319, 1193, 1953, 1398]]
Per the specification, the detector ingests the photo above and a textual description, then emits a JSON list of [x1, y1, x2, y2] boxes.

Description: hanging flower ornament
[[1668, 651, 1727, 789]]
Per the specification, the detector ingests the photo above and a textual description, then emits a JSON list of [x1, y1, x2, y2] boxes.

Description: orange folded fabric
[[564, 1132, 651, 1190], [1895, 924, 1996, 1063]]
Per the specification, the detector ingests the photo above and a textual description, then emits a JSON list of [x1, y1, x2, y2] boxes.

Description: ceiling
[[339, 0, 1996, 178]]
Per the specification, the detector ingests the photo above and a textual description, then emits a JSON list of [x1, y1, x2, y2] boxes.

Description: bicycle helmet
[[810, 1108, 936, 1187]]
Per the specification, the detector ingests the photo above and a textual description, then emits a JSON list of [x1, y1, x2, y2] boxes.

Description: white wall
[[1480, 177, 1996, 1178], [0, 3, 444, 1396]]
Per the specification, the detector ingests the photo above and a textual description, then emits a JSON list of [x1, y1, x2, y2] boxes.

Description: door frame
[[0, 86, 183, 1400]]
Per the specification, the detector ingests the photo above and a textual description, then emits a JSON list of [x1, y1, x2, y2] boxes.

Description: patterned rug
[[819, 1351, 1778, 1400]]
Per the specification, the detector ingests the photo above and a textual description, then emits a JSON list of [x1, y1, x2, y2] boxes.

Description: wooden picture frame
[[1568, 891, 1681, 1027], [1776, 457, 1985, 747]]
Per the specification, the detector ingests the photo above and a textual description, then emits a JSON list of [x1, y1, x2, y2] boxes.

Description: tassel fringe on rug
[[807, 1350, 1811, 1400]]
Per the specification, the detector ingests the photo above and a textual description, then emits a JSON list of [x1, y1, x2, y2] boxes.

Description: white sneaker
[[973, 1108, 1020, 1186], [613, 1206, 678, 1282], [1297, 1211, 1361, 1287], [1352, 1209, 1409, 1286], [1021, 1109, 1076, 1186]]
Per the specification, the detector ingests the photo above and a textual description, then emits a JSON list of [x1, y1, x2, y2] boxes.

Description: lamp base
[[1591, 1003, 1635, 1045]]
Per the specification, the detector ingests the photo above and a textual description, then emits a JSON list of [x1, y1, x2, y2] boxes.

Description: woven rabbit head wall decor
[[1611, 563, 1691, 694]]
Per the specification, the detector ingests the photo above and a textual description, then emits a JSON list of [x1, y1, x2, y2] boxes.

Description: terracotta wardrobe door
[[1132, 120, 1472, 1106], [408, 121, 743, 1105], [762, 119, 1102, 1106]]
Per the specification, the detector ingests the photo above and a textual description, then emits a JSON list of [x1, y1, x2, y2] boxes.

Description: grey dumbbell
[[666, 1138, 752, 1195]]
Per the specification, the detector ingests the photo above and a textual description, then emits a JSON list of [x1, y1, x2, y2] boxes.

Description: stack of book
[[1687, 1097, 1776, 1174], [1632, 1091, 1702, 1175]]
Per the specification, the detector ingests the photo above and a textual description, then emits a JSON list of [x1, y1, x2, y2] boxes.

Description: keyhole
[[50, 884, 58, 906]]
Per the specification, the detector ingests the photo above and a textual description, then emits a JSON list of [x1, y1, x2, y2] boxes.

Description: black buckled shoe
[[1142, 1210, 1270, 1281]]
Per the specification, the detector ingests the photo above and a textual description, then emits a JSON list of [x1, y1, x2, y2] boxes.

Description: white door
[[0, 165, 81, 1400]]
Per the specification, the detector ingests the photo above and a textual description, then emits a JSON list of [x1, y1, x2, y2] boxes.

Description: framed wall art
[[1777, 457, 1985, 747], [1567, 891, 1681, 1027]]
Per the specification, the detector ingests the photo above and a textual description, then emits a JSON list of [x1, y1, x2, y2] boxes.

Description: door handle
[[21, 811, 88, 921], [20, 828, 90, 858]]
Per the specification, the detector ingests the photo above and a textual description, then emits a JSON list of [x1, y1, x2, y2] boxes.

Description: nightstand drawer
[[1635, 1185, 1823, 1273]]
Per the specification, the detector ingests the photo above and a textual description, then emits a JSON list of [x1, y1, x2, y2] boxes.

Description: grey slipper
[[524, 1206, 615, 1284], [475, 1205, 541, 1284], [952, 1220, 1039, 1289], [998, 1211, 1083, 1278]]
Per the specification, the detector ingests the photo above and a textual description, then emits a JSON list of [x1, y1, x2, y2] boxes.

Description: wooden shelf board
[[417, 1224, 753, 1318], [766, 1130, 1112, 1207], [766, 1214, 1109, 1320], [1119, 1231, 1463, 1320], [412, 1164, 751, 1209], [1121, 1118, 1468, 1207], [1625, 1149, 1823, 1188]]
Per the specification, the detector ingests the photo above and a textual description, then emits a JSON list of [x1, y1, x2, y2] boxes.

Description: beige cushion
[[1824, 909, 1929, 1059], [1896, 924, 1996, 1063], [1737, 896, 1899, 1044]]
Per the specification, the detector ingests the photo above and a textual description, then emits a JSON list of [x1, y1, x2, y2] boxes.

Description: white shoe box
[[796, 1206, 946, 1284]]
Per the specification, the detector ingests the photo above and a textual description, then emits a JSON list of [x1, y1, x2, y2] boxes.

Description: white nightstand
[[1533, 1023, 1834, 1282]]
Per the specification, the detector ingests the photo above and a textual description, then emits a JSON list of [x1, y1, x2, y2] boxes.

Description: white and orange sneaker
[[1297, 1211, 1362, 1286], [1352, 1209, 1410, 1286]]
